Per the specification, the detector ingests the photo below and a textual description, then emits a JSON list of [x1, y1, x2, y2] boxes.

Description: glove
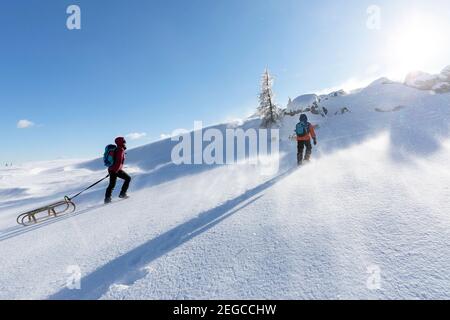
[[313, 139, 317, 145]]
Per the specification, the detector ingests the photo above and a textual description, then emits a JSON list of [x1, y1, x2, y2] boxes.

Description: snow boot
[[119, 192, 129, 199], [104, 197, 112, 204]]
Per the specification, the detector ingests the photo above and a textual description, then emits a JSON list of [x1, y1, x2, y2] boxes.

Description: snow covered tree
[[257, 69, 282, 128]]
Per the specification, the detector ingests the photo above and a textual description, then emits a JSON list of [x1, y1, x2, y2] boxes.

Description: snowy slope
[[1, 80, 450, 299]]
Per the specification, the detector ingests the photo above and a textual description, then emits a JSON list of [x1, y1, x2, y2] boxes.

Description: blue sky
[[1, 0, 449, 163]]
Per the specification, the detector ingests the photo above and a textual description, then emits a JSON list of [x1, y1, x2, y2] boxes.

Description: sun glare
[[386, 13, 447, 79]]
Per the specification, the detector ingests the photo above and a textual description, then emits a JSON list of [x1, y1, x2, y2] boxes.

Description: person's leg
[[297, 141, 305, 165], [116, 170, 131, 196], [304, 140, 312, 161], [105, 172, 118, 200]]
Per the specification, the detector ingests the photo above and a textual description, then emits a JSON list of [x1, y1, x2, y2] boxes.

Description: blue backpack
[[103, 145, 117, 167], [296, 122, 310, 137]]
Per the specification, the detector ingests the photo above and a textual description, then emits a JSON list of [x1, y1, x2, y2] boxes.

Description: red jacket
[[109, 137, 126, 173], [297, 124, 317, 141]]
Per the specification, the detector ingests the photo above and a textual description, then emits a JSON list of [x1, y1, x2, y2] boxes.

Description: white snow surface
[[1, 80, 450, 300]]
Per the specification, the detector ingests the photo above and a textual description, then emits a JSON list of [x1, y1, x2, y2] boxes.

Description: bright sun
[[387, 13, 446, 79]]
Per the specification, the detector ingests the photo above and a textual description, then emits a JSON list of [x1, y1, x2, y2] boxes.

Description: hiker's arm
[[310, 125, 317, 139], [310, 126, 317, 144]]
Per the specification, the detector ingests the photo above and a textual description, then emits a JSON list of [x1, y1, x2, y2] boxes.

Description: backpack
[[103, 145, 117, 167], [296, 122, 310, 137]]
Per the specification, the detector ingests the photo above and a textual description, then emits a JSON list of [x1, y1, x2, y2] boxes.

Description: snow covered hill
[[286, 94, 319, 113], [1, 78, 450, 299]]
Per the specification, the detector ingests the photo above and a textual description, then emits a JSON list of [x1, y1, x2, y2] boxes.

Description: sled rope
[[67, 174, 110, 201]]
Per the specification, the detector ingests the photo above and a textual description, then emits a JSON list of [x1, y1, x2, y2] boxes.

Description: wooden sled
[[16, 196, 76, 226]]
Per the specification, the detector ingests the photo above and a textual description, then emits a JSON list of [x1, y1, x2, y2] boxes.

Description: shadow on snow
[[49, 166, 297, 300]]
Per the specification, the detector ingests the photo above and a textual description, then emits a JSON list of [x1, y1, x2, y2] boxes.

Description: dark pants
[[105, 170, 131, 199], [297, 140, 312, 164]]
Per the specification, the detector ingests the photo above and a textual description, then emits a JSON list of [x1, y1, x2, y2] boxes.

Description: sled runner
[[16, 196, 76, 226]]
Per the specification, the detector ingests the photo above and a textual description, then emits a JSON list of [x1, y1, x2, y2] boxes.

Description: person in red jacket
[[105, 137, 131, 204]]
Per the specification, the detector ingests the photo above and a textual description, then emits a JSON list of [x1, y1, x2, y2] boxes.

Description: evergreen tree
[[257, 69, 282, 128]]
